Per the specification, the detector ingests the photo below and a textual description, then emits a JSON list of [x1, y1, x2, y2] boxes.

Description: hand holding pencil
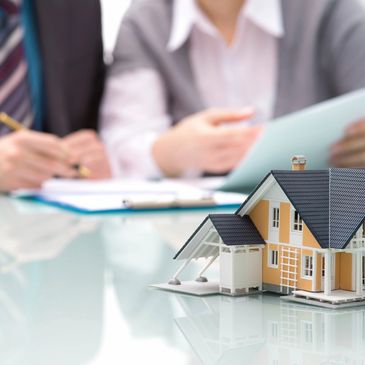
[[0, 112, 111, 192]]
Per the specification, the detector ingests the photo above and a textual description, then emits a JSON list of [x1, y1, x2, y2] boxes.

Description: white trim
[[291, 209, 303, 233], [312, 252, 317, 291], [324, 251, 332, 296], [301, 255, 314, 280], [268, 248, 279, 268], [356, 251, 363, 295], [265, 241, 325, 253], [271, 205, 280, 230], [237, 174, 276, 216], [268, 201, 280, 243], [352, 253, 356, 292], [290, 207, 303, 246]]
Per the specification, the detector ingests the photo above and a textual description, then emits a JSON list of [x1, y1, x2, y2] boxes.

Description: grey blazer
[[110, 0, 365, 124]]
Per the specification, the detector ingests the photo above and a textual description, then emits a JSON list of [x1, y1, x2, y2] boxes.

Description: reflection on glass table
[[0, 197, 204, 365], [2, 195, 365, 365], [0, 197, 105, 365], [175, 294, 365, 365]]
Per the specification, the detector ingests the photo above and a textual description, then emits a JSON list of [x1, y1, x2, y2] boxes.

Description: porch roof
[[174, 214, 265, 260]]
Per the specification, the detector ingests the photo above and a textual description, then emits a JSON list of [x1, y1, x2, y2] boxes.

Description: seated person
[[100, 0, 365, 178], [0, 0, 111, 192]]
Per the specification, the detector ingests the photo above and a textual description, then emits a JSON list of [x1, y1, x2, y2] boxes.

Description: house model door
[[321, 254, 335, 291]]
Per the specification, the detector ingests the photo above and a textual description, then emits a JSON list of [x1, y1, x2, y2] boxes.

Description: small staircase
[[280, 247, 299, 294]]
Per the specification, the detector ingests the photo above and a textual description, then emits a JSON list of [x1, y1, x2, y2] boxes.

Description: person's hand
[[330, 118, 365, 167], [0, 130, 77, 192], [62, 130, 112, 179], [152, 108, 262, 176]]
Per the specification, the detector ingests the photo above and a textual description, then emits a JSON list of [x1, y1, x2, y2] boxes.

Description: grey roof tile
[[209, 214, 266, 246], [329, 168, 365, 249], [272, 168, 365, 249]]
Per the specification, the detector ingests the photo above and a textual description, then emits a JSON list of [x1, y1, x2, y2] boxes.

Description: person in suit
[[0, 0, 111, 192], [100, 0, 365, 178]]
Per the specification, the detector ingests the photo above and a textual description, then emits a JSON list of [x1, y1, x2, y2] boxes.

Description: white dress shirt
[[100, 0, 284, 178]]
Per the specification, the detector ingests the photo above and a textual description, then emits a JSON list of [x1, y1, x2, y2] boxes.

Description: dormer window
[[293, 210, 303, 232], [272, 207, 280, 229]]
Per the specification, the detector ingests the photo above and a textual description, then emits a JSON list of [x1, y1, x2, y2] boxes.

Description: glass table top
[[0, 196, 364, 365]]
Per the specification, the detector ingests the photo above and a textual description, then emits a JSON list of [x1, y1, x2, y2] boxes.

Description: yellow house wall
[[249, 198, 355, 294], [279, 202, 290, 243], [296, 249, 314, 292], [262, 244, 281, 286], [339, 253, 353, 291], [335, 253, 341, 289], [251, 200, 323, 292], [263, 247, 318, 292], [249, 200, 269, 240], [302, 224, 321, 249]]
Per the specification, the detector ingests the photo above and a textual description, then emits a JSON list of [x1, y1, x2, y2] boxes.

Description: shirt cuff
[[107, 132, 164, 179]]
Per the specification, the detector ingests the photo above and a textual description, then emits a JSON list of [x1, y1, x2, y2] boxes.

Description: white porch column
[[356, 251, 363, 295], [324, 251, 332, 296], [312, 252, 317, 292]]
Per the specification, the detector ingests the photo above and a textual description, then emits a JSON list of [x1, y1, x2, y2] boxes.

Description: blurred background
[[101, 0, 365, 55]]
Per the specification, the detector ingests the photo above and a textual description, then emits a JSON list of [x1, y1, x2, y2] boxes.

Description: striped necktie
[[0, 0, 33, 135]]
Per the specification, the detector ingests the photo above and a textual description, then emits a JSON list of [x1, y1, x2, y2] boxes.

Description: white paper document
[[221, 89, 365, 192], [14, 178, 246, 213]]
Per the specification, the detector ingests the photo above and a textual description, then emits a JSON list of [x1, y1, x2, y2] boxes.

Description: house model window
[[302, 255, 313, 278], [269, 249, 279, 268], [362, 222, 365, 238], [272, 207, 280, 228], [293, 210, 303, 232]]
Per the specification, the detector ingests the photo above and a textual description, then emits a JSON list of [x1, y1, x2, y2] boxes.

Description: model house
[[159, 156, 365, 308]]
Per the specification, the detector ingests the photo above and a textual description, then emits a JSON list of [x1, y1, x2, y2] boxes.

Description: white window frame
[[268, 249, 279, 268], [272, 207, 280, 229], [292, 210, 303, 232], [302, 255, 313, 279]]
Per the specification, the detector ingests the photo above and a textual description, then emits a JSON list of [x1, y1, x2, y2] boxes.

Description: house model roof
[[209, 214, 265, 246], [174, 167, 365, 261], [173, 214, 265, 260], [238, 168, 365, 249]]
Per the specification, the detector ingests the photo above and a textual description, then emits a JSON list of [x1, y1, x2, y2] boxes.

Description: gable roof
[[209, 214, 266, 246], [237, 168, 365, 249], [174, 214, 265, 260]]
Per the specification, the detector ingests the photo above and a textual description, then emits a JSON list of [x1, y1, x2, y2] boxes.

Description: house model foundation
[[153, 156, 365, 309]]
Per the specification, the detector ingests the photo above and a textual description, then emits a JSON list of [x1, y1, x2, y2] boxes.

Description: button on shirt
[[100, 0, 284, 178]]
